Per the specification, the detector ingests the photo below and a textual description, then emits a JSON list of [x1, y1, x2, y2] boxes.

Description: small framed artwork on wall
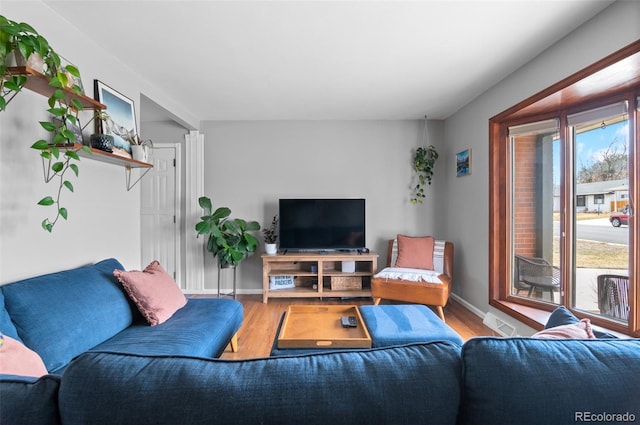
[[456, 149, 471, 177]]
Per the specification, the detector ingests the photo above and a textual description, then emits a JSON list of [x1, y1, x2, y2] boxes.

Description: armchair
[[371, 238, 453, 321]]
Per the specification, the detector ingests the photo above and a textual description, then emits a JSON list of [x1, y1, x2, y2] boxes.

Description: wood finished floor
[[214, 295, 496, 359]]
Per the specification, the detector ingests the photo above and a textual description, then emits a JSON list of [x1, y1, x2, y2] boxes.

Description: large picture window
[[489, 41, 640, 336]]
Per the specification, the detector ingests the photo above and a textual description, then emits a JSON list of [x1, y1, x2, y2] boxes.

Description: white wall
[[198, 120, 444, 292], [441, 0, 640, 335], [0, 1, 194, 282]]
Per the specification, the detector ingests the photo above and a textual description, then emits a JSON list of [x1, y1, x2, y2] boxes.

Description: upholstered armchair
[[371, 236, 453, 321]]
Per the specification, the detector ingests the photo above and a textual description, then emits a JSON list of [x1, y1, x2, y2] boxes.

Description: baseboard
[[450, 293, 519, 337], [450, 293, 485, 319]]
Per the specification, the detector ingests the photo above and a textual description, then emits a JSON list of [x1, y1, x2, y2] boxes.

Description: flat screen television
[[278, 198, 366, 252]]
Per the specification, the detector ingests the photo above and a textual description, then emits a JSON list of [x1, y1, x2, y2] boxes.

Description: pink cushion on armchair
[[395, 235, 435, 270], [114, 260, 187, 326]]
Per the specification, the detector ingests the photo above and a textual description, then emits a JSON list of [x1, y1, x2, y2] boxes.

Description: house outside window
[[489, 41, 639, 337]]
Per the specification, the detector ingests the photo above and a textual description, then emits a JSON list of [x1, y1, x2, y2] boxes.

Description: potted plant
[[195, 196, 261, 267], [126, 135, 153, 162], [1, 16, 91, 232], [411, 145, 438, 204], [262, 215, 279, 255]]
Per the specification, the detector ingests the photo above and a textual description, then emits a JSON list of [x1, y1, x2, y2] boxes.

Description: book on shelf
[[110, 147, 132, 159]]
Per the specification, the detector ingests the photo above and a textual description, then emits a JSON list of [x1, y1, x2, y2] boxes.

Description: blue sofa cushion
[[92, 298, 243, 358], [0, 291, 21, 343], [359, 304, 463, 347], [0, 374, 61, 425], [1, 258, 134, 372], [459, 337, 640, 425], [60, 342, 462, 425]]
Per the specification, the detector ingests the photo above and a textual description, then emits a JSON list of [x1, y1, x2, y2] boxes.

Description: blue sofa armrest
[[0, 374, 62, 425], [458, 337, 640, 425]]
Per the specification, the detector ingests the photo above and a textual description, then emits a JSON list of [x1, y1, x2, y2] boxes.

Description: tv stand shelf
[[261, 251, 378, 303]]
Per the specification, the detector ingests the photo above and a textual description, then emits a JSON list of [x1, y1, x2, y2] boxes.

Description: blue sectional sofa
[[0, 258, 243, 373], [1, 260, 639, 424], [2, 337, 640, 425]]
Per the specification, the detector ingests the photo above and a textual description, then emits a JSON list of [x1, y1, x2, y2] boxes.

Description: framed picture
[[456, 149, 472, 177], [94, 80, 136, 154], [52, 117, 84, 146], [59, 56, 84, 94]]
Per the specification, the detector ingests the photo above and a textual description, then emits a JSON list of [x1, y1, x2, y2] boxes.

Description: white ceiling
[[43, 0, 615, 122]]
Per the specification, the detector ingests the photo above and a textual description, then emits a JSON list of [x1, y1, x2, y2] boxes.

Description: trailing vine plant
[[411, 116, 439, 204], [1, 15, 92, 232]]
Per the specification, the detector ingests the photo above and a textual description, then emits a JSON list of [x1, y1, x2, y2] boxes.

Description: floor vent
[[483, 312, 518, 337]]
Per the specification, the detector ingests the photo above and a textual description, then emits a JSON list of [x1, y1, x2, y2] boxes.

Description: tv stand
[[261, 251, 378, 303]]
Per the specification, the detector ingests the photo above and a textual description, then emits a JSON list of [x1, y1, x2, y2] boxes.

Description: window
[[489, 41, 640, 336]]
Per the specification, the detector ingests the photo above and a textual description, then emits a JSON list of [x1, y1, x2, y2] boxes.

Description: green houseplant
[[1, 15, 92, 232], [195, 196, 261, 267], [411, 145, 439, 204], [262, 214, 278, 255]]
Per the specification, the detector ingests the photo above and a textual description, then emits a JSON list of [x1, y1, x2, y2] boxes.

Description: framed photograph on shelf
[[59, 56, 84, 94], [52, 117, 84, 146], [94, 80, 136, 157], [456, 148, 472, 177]]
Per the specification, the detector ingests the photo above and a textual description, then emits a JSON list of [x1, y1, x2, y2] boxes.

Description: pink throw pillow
[[533, 318, 596, 339], [0, 334, 48, 377], [395, 235, 435, 270], [113, 260, 187, 326]]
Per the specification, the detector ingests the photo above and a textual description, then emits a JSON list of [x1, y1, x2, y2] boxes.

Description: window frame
[[489, 40, 640, 337]]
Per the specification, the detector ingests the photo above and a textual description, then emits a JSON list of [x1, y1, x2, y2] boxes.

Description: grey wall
[[198, 119, 444, 292], [441, 0, 640, 334]]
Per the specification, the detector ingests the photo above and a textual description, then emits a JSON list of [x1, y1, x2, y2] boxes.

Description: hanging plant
[[411, 145, 439, 204], [411, 116, 439, 204], [1, 15, 91, 232]]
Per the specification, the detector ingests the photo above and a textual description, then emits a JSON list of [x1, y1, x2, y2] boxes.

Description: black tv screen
[[279, 199, 365, 252]]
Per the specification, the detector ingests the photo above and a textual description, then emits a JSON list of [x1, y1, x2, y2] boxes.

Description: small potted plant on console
[[262, 215, 279, 255]]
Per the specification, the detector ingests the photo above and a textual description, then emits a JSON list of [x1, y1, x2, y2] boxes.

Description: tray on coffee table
[[277, 305, 372, 349]]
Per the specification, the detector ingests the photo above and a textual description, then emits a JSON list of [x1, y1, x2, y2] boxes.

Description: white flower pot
[[265, 243, 278, 255], [131, 145, 149, 162]]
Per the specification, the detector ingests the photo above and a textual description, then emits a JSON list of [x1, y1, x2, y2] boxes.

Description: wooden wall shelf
[[59, 144, 152, 169], [3, 65, 154, 191], [53, 144, 153, 190], [5, 66, 106, 110]]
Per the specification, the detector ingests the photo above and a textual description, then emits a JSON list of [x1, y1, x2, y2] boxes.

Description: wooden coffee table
[[277, 305, 372, 349]]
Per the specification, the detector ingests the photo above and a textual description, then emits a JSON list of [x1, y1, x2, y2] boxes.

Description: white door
[[141, 144, 181, 285]]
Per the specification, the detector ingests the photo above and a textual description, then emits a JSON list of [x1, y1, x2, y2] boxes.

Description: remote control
[[341, 316, 358, 328]]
